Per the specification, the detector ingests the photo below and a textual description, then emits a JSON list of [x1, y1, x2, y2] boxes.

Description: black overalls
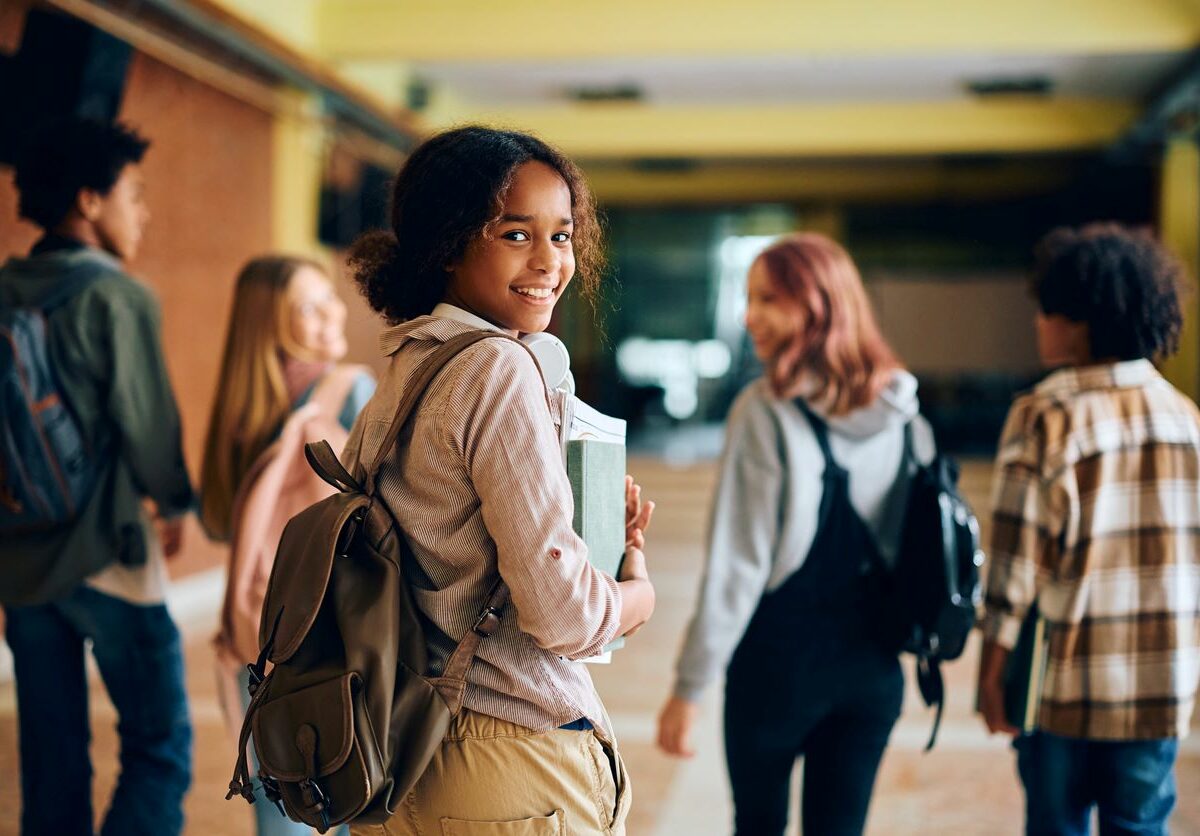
[[723, 405, 905, 836]]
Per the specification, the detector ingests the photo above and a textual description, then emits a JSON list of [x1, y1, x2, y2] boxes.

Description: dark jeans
[[5, 585, 193, 835], [1014, 731, 1178, 836], [724, 652, 903, 836]]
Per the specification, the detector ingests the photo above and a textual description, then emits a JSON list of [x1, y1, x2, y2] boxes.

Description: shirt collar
[[31, 233, 89, 256], [431, 302, 502, 332], [1035, 359, 1161, 398]]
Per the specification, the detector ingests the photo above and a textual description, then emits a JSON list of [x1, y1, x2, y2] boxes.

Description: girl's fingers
[[637, 500, 655, 532]]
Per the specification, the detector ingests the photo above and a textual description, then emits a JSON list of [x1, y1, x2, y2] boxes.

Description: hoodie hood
[[801, 369, 920, 439], [0, 248, 124, 308]]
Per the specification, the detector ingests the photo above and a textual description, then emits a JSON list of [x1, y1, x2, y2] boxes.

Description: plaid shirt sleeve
[[982, 397, 1066, 649]]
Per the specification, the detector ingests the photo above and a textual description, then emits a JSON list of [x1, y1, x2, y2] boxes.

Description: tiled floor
[[1, 456, 1197, 835]]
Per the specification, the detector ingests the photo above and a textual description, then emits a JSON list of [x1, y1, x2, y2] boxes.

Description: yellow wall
[[1159, 137, 1200, 400]]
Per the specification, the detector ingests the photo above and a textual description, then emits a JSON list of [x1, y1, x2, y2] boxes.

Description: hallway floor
[[1, 457, 1197, 835]]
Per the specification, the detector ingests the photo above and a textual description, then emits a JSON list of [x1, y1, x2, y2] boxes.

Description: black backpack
[[875, 422, 983, 750]]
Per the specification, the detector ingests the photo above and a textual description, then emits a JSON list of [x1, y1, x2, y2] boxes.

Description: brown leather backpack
[[226, 331, 514, 832]]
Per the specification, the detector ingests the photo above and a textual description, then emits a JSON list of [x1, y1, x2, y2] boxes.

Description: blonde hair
[[199, 255, 329, 540]]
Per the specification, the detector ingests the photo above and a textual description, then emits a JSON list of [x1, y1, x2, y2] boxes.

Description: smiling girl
[[341, 126, 654, 835]]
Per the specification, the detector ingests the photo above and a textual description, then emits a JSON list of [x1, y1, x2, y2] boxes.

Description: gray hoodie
[[672, 372, 934, 701]]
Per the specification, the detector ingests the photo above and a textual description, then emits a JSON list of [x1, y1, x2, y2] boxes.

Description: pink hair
[[757, 233, 901, 415]]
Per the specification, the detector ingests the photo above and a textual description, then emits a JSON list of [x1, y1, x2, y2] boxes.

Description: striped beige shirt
[[342, 315, 623, 739], [983, 360, 1200, 739]]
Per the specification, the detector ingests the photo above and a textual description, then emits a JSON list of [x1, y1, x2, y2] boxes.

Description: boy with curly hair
[[978, 223, 1200, 835], [0, 118, 194, 835]]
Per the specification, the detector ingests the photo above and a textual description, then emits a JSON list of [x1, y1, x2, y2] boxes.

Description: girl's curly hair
[[347, 126, 604, 324]]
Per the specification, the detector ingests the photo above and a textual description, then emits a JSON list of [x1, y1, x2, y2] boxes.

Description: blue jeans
[[5, 586, 192, 835], [1014, 731, 1178, 836], [237, 668, 348, 836]]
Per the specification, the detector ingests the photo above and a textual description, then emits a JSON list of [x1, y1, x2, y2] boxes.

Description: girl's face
[[445, 161, 576, 336], [744, 258, 801, 363], [286, 265, 348, 362]]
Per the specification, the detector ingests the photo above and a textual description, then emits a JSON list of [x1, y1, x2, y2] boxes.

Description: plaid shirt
[[983, 360, 1200, 740]]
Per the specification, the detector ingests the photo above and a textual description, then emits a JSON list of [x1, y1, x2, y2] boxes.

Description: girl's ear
[[76, 187, 103, 222]]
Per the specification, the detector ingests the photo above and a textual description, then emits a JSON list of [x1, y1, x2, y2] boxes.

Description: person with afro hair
[[978, 223, 1200, 836]]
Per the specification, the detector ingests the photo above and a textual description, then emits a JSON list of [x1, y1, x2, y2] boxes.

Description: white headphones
[[520, 332, 575, 394]]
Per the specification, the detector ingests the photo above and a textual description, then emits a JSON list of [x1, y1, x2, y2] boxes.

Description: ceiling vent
[[966, 76, 1054, 97], [567, 83, 644, 103]]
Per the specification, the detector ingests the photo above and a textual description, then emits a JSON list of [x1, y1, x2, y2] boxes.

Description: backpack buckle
[[260, 773, 287, 818], [472, 606, 501, 637], [245, 663, 264, 696], [299, 778, 330, 831]]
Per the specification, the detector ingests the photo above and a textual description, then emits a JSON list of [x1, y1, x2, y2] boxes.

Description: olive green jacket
[[0, 245, 194, 605]]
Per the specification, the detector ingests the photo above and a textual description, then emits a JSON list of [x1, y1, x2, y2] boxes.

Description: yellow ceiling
[[209, 0, 1200, 201], [313, 0, 1200, 61]]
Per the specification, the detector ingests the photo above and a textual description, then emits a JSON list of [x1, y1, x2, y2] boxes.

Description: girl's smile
[[443, 160, 576, 336]]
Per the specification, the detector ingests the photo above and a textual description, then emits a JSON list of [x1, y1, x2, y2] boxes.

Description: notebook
[[566, 398, 628, 662], [1003, 603, 1050, 734]]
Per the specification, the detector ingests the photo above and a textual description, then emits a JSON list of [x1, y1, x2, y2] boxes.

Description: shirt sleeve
[[103, 282, 195, 518], [672, 388, 781, 701], [981, 398, 1062, 649], [447, 340, 622, 660]]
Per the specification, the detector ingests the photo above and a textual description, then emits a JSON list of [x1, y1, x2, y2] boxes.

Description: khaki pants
[[351, 709, 631, 836]]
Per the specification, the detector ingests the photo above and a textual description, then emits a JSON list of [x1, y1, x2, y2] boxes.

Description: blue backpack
[[0, 275, 103, 532]]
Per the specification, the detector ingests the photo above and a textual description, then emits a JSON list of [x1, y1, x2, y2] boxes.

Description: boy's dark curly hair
[[14, 118, 149, 230], [1031, 223, 1186, 362], [347, 125, 604, 324]]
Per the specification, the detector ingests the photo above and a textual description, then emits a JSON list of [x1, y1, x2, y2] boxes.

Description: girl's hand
[[617, 546, 654, 637], [657, 696, 699, 758], [625, 475, 655, 550], [977, 639, 1020, 737], [977, 677, 1019, 737]]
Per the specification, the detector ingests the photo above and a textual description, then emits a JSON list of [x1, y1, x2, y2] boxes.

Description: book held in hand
[[566, 396, 627, 663], [1003, 603, 1050, 734]]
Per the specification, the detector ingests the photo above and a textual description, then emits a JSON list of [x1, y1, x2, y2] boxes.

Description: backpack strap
[[37, 259, 111, 311], [355, 330, 530, 712], [361, 331, 522, 494], [917, 655, 945, 752], [432, 576, 511, 714]]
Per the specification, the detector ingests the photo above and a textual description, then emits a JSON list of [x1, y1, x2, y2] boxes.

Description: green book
[[566, 439, 627, 654], [1003, 603, 1050, 734]]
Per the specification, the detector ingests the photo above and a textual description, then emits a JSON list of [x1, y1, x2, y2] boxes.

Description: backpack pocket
[[254, 672, 380, 830]]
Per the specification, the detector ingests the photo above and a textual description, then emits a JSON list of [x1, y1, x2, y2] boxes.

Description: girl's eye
[[503, 231, 529, 242], [552, 232, 572, 243]]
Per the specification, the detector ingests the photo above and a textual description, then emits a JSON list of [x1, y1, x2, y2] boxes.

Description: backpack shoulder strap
[[39, 260, 113, 311], [362, 330, 521, 494], [433, 576, 510, 714]]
